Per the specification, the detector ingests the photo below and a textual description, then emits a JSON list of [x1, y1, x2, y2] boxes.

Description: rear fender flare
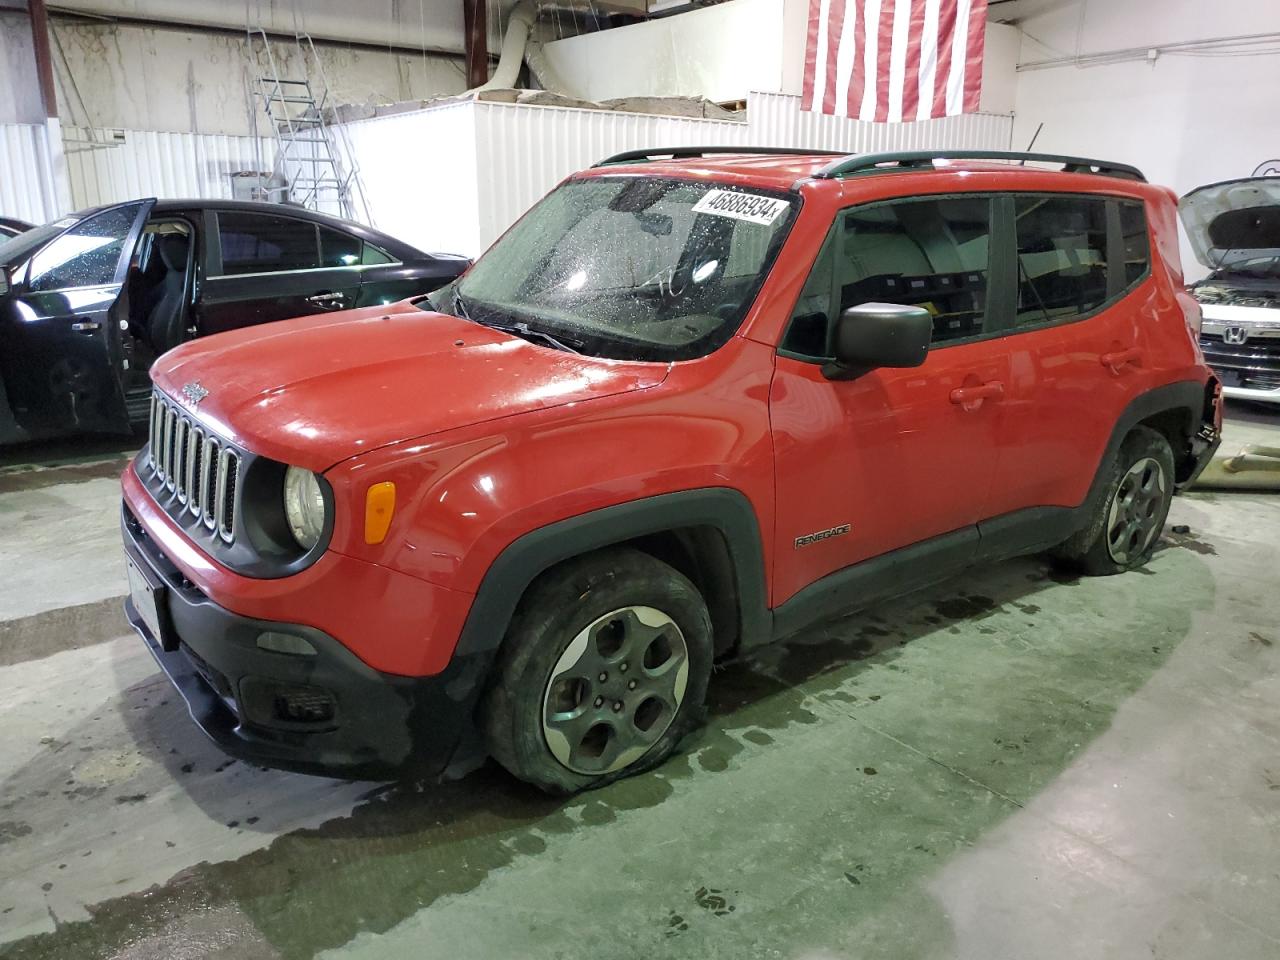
[[1082, 379, 1208, 513]]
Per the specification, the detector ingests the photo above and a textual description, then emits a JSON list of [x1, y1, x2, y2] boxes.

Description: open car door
[[0, 198, 155, 442]]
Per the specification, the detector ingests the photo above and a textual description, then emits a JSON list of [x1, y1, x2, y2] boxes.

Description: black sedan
[[0, 199, 469, 444]]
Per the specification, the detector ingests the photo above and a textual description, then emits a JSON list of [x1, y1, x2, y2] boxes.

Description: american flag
[[802, 0, 989, 122]]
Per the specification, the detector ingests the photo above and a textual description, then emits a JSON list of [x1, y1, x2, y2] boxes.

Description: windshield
[[430, 176, 799, 361], [1207, 253, 1280, 280]]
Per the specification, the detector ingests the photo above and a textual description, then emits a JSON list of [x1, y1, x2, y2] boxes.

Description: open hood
[[151, 301, 670, 472], [1179, 177, 1280, 270]]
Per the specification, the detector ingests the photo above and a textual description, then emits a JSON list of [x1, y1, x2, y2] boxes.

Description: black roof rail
[[813, 150, 1146, 182], [593, 146, 846, 167]]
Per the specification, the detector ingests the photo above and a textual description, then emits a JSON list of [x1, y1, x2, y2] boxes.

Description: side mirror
[[822, 302, 933, 380]]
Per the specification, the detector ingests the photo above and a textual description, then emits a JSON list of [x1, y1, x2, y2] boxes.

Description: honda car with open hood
[[1180, 176, 1280, 405]]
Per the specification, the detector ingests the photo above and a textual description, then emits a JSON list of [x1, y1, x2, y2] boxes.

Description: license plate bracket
[[126, 557, 175, 651]]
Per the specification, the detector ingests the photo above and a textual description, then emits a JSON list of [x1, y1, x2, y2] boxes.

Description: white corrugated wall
[[338, 93, 1015, 257], [4, 94, 1015, 252], [342, 102, 483, 257], [747, 92, 1014, 154], [62, 127, 275, 211], [471, 101, 755, 249], [0, 123, 61, 224]]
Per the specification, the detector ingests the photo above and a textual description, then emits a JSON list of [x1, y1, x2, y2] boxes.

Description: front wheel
[[1052, 425, 1176, 576], [482, 548, 713, 794]]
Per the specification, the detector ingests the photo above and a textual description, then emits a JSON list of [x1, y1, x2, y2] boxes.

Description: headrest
[[155, 233, 189, 272]]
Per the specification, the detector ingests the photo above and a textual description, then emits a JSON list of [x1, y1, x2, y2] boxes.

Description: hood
[[1179, 177, 1280, 269], [152, 301, 669, 472]]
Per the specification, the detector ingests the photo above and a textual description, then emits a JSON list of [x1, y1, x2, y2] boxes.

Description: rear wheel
[[1053, 425, 1175, 576], [482, 548, 713, 794]]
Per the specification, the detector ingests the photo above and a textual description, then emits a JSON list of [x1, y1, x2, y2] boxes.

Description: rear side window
[[782, 196, 993, 356], [1014, 195, 1108, 326], [217, 212, 319, 275]]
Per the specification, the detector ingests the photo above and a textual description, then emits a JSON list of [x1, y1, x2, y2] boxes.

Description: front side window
[[433, 176, 799, 361], [782, 196, 992, 356], [217, 212, 319, 275], [26, 204, 142, 292], [1014, 195, 1109, 325]]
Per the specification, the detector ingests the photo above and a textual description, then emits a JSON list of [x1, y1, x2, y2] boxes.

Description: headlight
[[283, 466, 327, 550]]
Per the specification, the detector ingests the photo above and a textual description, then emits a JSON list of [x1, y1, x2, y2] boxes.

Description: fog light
[[256, 631, 316, 656], [273, 685, 336, 724]]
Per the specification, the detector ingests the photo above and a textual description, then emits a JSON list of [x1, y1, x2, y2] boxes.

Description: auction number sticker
[[692, 189, 789, 226]]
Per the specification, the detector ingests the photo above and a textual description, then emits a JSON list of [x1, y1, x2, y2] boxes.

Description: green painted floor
[[0, 409, 1277, 959]]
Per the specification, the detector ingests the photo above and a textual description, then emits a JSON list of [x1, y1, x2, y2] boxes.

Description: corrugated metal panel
[[340, 102, 482, 256], [747, 91, 1014, 153], [62, 127, 275, 210], [472, 101, 752, 251], [336, 93, 1015, 258], [0, 123, 60, 223]]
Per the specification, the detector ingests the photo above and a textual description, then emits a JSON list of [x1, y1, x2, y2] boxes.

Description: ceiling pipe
[[474, 0, 536, 91], [468, 0, 570, 95]]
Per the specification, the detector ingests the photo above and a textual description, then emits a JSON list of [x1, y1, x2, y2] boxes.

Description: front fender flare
[[452, 487, 771, 664]]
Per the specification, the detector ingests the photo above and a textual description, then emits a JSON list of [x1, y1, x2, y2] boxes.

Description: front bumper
[[121, 505, 491, 779], [1220, 383, 1280, 405], [1199, 319, 1280, 404]]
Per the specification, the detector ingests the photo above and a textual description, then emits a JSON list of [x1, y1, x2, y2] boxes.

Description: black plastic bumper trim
[[121, 503, 491, 780]]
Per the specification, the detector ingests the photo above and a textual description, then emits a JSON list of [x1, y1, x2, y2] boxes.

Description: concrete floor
[[0, 406, 1277, 960]]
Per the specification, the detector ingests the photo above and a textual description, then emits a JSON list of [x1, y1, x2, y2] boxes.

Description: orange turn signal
[[364, 481, 396, 544]]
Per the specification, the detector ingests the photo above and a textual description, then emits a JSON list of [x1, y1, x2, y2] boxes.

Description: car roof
[[149, 199, 433, 258], [582, 149, 1148, 194], [51, 198, 441, 261]]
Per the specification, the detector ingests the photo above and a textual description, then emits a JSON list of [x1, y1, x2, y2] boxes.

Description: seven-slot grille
[[147, 391, 240, 542]]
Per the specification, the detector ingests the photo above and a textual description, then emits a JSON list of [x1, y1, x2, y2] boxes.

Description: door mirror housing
[[822, 302, 933, 380]]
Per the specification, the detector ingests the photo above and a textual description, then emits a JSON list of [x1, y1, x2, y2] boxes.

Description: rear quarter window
[[1118, 200, 1151, 286]]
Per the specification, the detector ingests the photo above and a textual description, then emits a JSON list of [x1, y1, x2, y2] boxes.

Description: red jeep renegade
[[121, 148, 1222, 793]]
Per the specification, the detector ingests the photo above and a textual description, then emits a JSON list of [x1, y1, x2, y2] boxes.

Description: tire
[[1052, 425, 1176, 576], [481, 547, 714, 794]]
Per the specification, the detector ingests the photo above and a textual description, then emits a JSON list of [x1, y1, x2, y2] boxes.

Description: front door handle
[[950, 380, 1004, 409], [70, 318, 101, 332], [1101, 347, 1141, 372], [307, 291, 347, 309]]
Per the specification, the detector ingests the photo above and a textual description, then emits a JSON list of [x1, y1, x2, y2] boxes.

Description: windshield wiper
[[453, 290, 583, 354], [452, 287, 473, 321], [490, 319, 584, 355]]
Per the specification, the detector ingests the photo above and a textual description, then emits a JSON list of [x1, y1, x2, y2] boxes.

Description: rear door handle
[[70, 319, 101, 332], [307, 291, 347, 309], [950, 381, 1005, 407], [1101, 347, 1141, 372]]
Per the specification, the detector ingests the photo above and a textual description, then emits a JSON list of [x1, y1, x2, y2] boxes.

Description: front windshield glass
[[431, 176, 799, 361], [1208, 253, 1280, 280]]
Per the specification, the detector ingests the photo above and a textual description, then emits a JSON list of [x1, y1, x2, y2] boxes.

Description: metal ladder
[[249, 28, 370, 223]]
